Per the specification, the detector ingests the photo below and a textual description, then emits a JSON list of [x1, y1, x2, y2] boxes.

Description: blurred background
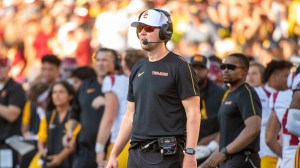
[[0, 0, 299, 84]]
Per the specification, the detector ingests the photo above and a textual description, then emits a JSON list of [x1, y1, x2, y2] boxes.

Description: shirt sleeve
[[176, 62, 200, 100], [127, 70, 135, 102], [292, 74, 300, 92], [237, 85, 262, 121], [22, 101, 31, 125], [8, 84, 26, 109], [37, 116, 48, 143], [102, 75, 113, 93]]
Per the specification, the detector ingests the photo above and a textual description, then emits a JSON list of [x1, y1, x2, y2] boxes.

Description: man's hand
[[200, 151, 226, 168], [92, 96, 105, 110], [196, 145, 211, 160], [62, 132, 73, 147], [182, 154, 197, 168], [106, 155, 118, 168], [96, 152, 106, 167], [46, 154, 63, 167]]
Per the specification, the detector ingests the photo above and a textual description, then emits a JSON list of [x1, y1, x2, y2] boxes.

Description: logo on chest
[[224, 101, 232, 105], [152, 71, 168, 77]]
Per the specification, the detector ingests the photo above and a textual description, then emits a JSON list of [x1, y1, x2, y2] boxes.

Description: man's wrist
[[220, 147, 230, 159], [183, 148, 196, 155], [95, 142, 105, 153]]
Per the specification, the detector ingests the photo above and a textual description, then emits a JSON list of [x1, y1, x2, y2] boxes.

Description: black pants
[[127, 143, 184, 168], [219, 152, 260, 168], [72, 145, 97, 168]]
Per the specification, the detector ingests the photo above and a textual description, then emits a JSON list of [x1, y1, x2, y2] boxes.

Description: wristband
[[207, 140, 219, 152], [95, 143, 105, 153]]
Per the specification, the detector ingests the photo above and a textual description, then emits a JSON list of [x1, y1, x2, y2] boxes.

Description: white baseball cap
[[131, 9, 169, 27]]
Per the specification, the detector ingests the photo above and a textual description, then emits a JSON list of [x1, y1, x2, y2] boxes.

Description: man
[[106, 9, 201, 168], [95, 49, 146, 168], [286, 66, 300, 167], [64, 48, 120, 168], [246, 61, 265, 87], [190, 54, 225, 165], [201, 53, 262, 168], [0, 57, 26, 168], [287, 67, 300, 137], [22, 54, 61, 139], [255, 60, 292, 168], [20, 54, 61, 168]]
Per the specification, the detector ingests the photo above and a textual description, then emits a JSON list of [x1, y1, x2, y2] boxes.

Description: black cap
[[190, 54, 207, 68]]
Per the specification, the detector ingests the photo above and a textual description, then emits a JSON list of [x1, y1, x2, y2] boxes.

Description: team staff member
[[37, 81, 76, 168], [95, 49, 146, 167], [201, 53, 262, 168], [21, 55, 62, 168], [106, 9, 201, 168], [64, 48, 120, 168], [0, 57, 26, 168], [190, 55, 225, 165]]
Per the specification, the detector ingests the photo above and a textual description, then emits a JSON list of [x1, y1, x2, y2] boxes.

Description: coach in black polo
[[0, 57, 26, 167], [107, 8, 201, 168], [201, 53, 262, 168]]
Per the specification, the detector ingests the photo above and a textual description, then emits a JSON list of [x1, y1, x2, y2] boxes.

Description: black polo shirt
[[218, 83, 262, 152], [70, 78, 104, 151], [128, 52, 199, 142], [199, 80, 225, 141], [46, 110, 72, 168], [0, 78, 26, 143]]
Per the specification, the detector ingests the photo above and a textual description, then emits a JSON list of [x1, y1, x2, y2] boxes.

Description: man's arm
[[287, 90, 300, 137], [96, 92, 118, 166], [201, 115, 260, 168], [265, 111, 282, 157], [226, 115, 261, 154], [106, 101, 135, 168], [182, 96, 201, 168], [63, 119, 79, 147], [0, 105, 22, 123], [198, 132, 219, 145]]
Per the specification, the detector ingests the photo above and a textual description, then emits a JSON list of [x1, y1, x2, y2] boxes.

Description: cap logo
[[194, 56, 203, 62], [143, 11, 148, 19]]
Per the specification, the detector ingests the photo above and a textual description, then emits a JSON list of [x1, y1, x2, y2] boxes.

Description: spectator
[[0, 57, 27, 168]]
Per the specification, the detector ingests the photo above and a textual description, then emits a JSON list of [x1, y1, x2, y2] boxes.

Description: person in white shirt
[[95, 49, 146, 168], [254, 60, 292, 168]]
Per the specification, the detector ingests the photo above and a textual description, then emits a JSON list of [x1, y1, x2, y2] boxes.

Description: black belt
[[227, 150, 258, 160]]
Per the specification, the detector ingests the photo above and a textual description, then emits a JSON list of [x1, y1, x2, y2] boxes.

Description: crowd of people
[[0, 0, 300, 168]]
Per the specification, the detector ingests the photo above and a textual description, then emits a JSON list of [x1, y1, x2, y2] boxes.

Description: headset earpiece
[[153, 9, 173, 41], [111, 49, 121, 71]]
